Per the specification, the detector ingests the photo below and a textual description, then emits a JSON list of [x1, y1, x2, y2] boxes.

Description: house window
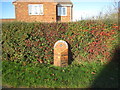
[[28, 4, 43, 15], [58, 7, 67, 16]]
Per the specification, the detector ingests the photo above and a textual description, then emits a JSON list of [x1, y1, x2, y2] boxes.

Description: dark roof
[[14, 0, 73, 4], [55, 0, 72, 4]]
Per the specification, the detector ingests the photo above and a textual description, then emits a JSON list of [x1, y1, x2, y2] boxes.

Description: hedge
[[2, 21, 119, 64]]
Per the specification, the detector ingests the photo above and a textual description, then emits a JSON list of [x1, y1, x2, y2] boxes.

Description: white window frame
[[58, 6, 67, 16], [28, 4, 44, 15]]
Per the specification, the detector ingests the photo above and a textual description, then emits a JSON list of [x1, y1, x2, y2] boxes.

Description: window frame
[[58, 6, 67, 16], [28, 4, 44, 15]]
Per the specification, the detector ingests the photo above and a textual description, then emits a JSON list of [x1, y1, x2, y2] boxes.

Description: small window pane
[[58, 7, 61, 16], [31, 5, 36, 15], [35, 6, 38, 14], [63, 8, 66, 15], [39, 5, 43, 14]]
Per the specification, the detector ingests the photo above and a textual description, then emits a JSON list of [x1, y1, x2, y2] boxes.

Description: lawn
[[2, 60, 118, 88]]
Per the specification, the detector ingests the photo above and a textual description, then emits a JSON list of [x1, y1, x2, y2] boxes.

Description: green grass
[[2, 60, 118, 88]]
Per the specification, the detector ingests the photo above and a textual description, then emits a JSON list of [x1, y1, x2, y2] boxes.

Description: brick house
[[6, 0, 73, 22]]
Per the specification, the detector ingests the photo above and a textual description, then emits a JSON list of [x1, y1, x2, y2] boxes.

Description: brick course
[[1, 19, 16, 22]]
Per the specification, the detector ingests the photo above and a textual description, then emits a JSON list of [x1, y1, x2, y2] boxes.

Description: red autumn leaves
[[24, 22, 118, 64]]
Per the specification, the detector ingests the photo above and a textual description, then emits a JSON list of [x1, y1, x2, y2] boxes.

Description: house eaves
[[13, 0, 73, 5]]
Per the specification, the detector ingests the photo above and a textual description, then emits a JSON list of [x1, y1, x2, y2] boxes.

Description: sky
[[0, 0, 119, 21]]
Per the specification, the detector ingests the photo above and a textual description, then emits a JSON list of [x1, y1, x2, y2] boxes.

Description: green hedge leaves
[[2, 21, 119, 64]]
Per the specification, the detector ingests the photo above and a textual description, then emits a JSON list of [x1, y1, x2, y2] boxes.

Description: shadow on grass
[[91, 47, 120, 88]]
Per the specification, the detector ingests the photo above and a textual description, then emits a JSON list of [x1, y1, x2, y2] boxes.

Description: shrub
[[2, 21, 119, 64]]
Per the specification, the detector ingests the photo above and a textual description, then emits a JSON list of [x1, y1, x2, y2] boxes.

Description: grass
[[2, 60, 119, 88]]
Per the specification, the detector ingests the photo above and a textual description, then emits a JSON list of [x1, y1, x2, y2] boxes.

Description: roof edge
[[12, 0, 73, 3]]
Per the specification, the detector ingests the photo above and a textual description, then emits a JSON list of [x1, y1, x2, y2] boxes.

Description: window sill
[[29, 14, 44, 16], [58, 15, 67, 16]]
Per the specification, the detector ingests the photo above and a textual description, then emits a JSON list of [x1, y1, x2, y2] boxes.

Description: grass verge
[[2, 60, 118, 88]]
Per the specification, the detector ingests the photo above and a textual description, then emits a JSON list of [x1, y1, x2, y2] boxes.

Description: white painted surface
[[54, 40, 68, 48]]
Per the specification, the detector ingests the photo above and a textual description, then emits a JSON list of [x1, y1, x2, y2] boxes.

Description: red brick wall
[[1, 19, 16, 22], [14, 2, 57, 22], [13, 2, 72, 22]]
